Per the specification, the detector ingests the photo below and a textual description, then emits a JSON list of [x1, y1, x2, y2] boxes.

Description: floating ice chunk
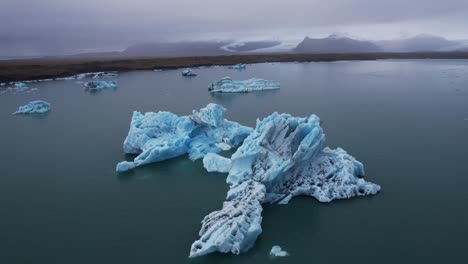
[[208, 77, 280, 93], [92, 72, 118, 79], [84, 81, 117, 91], [14, 82, 28, 90], [13, 100, 51, 115], [182, 68, 197, 76], [228, 64, 247, 70], [190, 112, 380, 257], [57, 72, 118, 80], [270, 246, 289, 257], [116, 103, 252, 172], [203, 153, 232, 173]]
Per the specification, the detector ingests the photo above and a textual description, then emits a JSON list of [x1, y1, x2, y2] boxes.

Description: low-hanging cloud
[[1, 0, 468, 56]]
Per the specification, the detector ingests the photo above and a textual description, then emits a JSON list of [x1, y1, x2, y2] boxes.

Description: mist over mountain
[[294, 34, 381, 53], [376, 34, 459, 52], [293, 34, 468, 54]]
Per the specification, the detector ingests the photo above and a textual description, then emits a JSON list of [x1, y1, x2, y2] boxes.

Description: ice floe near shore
[[84, 81, 117, 91], [228, 64, 247, 70], [189, 112, 380, 257], [270, 245, 289, 257], [116, 103, 252, 172], [182, 68, 197, 76], [208, 77, 280, 93], [13, 101, 51, 115], [57, 72, 118, 81]]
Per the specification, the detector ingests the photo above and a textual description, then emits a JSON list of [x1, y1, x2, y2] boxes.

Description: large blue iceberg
[[189, 113, 380, 257], [208, 77, 280, 93], [182, 68, 197, 77], [13, 100, 51, 115], [84, 81, 117, 91], [116, 103, 253, 172]]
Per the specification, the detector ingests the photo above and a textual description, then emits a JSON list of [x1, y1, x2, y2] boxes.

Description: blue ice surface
[[116, 103, 253, 172], [84, 81, 117, 91], [181, 68, 197, 76], [208, 77, 280, 93], [13, 100, 51, 115], [228, 63, 247, 70], [189, 112, 380, 258], [203, 153, 231, 173], [270, 246, 289, 257]]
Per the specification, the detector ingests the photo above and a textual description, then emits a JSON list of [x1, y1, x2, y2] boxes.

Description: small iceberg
[[13, 101, 51, 115], [189, 112, 380, 257], [116, 103, 252, 172], [14, 82, 28, 91], [228, 64, 247, 70], [270, 246, 289, 257], [208, 77, 280, 93], [181, 68, 197, 77], [84, 81, 117, 91]]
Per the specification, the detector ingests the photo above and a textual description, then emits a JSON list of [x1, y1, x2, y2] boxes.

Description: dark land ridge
[[2, 52, 468, 82]]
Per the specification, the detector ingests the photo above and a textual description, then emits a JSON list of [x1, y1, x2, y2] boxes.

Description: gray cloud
[[1, 0, 468, 56]]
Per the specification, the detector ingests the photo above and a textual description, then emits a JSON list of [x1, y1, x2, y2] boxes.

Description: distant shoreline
[[2, 52, 468, 82]]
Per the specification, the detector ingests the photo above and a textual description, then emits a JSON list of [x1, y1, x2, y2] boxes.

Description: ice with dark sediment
[[208, 77, 280, 93], [190, 112, 380, 257], [84, 81, 117, 91], [116, 103, 252, 172], [182, 68, 198, 76]]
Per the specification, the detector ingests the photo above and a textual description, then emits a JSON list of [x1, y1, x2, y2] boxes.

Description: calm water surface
[[1, 60, 467, 264]]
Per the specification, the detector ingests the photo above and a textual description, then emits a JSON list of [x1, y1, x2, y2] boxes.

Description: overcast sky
[[2, 0, 468, 56]]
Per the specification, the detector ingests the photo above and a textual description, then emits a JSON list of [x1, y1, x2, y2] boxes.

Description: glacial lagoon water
[[1, 60, 467, 264]]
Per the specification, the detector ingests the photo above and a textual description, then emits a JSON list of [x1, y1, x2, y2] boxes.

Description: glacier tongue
[[208, 77, 280, 93], [190, 112, 380, 257], [116, 103, 252, 172]]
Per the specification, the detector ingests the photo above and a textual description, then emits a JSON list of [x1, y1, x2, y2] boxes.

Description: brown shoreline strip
[[2, 52, 468, 82]]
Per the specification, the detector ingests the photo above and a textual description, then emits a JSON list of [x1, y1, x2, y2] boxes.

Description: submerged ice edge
[[190, 112, 380, 258], [116, 103, 252, 172]]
